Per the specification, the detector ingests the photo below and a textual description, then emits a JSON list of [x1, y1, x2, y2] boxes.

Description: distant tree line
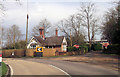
[[2, 25, 26, 49]]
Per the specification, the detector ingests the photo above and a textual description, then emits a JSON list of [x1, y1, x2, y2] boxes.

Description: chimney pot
[[56, 28, 58, 36], [39, 27, 45, 39], [39, 27, 43, 36]]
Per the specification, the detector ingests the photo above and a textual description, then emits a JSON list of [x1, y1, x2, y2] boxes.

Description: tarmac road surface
[[24, 58, 118, 75], [4, 58, 67, 75], [3, 58, 118, 76]]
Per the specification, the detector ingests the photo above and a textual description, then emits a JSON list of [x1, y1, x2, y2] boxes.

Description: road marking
[[49, 64, 71, 77], [8, 64, 14, 76]]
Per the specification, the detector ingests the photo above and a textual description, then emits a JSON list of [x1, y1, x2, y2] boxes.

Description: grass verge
[[2, 62, 8, 77]]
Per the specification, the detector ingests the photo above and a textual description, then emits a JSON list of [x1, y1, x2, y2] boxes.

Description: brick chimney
[[39, 27, 45, 39], [55, 28, 58, 36]]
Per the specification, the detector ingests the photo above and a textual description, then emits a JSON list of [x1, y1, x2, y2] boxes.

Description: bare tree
[[32, 18, 51, 36], [6, 25, 23, 48], [0, 26, 6, 48], [58, 14, 85, 46], [0, 27, 1, 42], [78, 2, 98, 47]]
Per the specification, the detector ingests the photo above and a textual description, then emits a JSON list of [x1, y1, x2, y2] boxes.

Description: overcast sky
[[1, 0, 117, 40]]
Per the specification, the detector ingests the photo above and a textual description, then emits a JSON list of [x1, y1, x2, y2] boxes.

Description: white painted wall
[[27, 37, 37, 49], [0, 57, 2, 62], [62, 37, 67, 51]]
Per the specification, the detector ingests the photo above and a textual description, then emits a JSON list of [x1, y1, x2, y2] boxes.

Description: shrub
[[67, 46, 88, 53], [84, 44, 91, 52], [91, 43, 102, 51], [67, 47, 79, 52], [103, 44, 120, 55]]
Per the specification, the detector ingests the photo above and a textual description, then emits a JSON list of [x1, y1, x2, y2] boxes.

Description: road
[[4, 58, 118, 76], [4, 58, 67, 75]]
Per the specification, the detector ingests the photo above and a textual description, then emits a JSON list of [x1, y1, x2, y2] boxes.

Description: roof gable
[[34, 36, 64, 46]]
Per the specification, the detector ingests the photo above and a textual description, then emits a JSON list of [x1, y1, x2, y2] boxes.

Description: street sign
[[103, 43, 109, 47], [36, 47, 43, 52], [73, 45, 79, 48]]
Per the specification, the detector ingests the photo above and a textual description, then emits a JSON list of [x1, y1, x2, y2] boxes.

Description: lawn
[[1, 62, 8, 77]]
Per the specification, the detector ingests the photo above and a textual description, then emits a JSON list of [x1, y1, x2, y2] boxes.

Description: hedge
[[67, 46, 88, 53], [103, 44, 120, 55], [91, 43, 102, 51], [67, 47, 79, 52]]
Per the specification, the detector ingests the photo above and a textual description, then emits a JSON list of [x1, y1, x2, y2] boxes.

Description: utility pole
[[26, 14, 29, 49], [26, 0, 29, 49]]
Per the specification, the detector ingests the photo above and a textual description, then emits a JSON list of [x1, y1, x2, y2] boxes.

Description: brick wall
[[2, 49, 25, 57], [26, 48, 56, 57], [55, 48, 88, 56], [2, 48, 56, 57], [2, 48, 88, 57], [43, 48, 56, 57], [54, 47, 61, 52], [26, 49, 36, 57]]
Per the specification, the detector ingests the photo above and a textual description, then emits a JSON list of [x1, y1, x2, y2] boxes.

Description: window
[[33, 45, 36, 48]]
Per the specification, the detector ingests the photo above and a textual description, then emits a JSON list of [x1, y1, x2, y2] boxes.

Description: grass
[[2, 62, 8, 77]]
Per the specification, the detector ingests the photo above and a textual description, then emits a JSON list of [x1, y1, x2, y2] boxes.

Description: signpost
[[36, 47, 43, 57], [36, 47, 43, 52], [102, 43, 109, 49]]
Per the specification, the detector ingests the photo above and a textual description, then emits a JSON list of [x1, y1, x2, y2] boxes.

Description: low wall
[[54, 47, 61, 52], [2, 48, 57, 57], [43, 48, 56, 57], [55, 52, 79, 56], [2, 47, 88, 57], [56, 48, 88, 56], [26, 49, 36, 57], [2, 49, 25, 57], [26, 48, 56, 57]]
